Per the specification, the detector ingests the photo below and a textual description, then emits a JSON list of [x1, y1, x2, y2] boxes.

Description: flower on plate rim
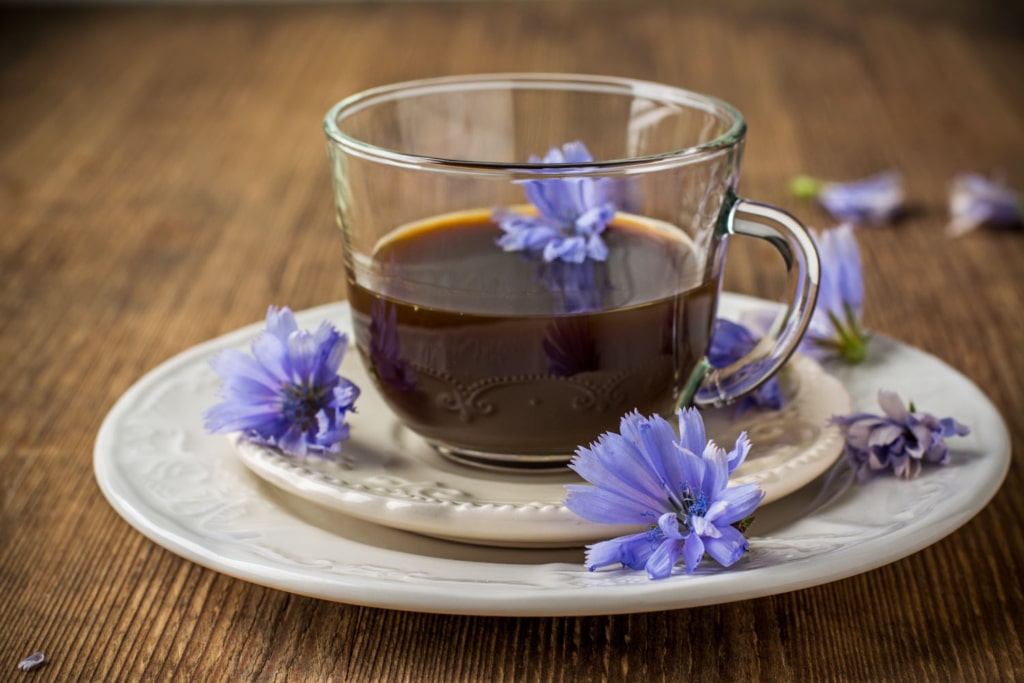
[[830, 389, 970, 482], [564, 409, 764, 580], [203, 306, 360, 457]]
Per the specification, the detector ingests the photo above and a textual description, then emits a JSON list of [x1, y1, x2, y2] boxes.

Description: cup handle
[[682, 191, 821, 409]]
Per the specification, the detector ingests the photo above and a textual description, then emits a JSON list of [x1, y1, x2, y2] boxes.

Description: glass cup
[[323, 74, 819, 470]]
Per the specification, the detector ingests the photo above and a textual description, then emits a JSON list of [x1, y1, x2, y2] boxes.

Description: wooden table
[[2, 1, 1022, 680]]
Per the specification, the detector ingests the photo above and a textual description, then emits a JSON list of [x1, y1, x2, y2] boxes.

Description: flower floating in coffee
[[946, 173, 1022, 237], [494, 141, 616, 263], [564, 409, 764, 580], [204, 306, 360, 457], [791, 171, 905, 225], [831, 390, 970, 482]]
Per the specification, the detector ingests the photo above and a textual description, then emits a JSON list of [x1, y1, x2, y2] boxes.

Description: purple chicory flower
[[947, 173, 1022, 237], [830, 390, 970, 483], [791, 171, 904, 225], [806, 224, 870, 363], [494, 141, 616, 263], [564, 409, 764, 580], [741, 224, 870, 364], [204, 306, 360, 457], [707, 318, 784, 412]]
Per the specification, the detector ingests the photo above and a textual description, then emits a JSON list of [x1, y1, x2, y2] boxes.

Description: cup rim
[[323, 73, 746, 175]]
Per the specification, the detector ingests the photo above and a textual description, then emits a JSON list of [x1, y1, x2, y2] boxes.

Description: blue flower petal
[[585, 529, 661, 571], [204, 401, 283, 434], [560, 141, 593, 164], [209, 349, 278, 389], [709, 483, 765, 526], [542, 236, 588, 263], [568, 436, 671, 514], [877, 389, 909, 422], [618, 413, 683, 501], [727, 433, 752, 474], [521, 180, 563, 222], [681, 532, 705, 574], [939, 417, 970, 438], [575, 204, 613, 235], [645, 535, 685, 580], [702, 524, 749, 568], [700, 443, 730, 499], [585, 232, 609, 261], [265, 306, 299, 342], [657, 511, 684, 539], [676, 408, 708, 461], [250, 331, 291, 383], [676, 447, 705, 496], [868, 423, 904, 448], [563, 484, 661, 525]]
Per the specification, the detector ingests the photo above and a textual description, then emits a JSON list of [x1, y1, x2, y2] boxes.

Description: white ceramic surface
[[232, 341, 850, 547], [94, 294, 1011, 616]]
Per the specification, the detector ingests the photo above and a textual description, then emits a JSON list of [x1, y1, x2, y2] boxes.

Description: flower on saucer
[[947, 173, 1022, 237], [494, 141, 616, 263], [791, 171, 904, 225], [204, 306, 360, 457], [830, 389, 970, 483], [564, 409, 764, 580], [707, 318, 784, 413]]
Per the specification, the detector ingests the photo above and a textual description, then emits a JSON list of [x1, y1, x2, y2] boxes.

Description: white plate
[[94, 294, 1010, 616], [233, 323, 850, 547]]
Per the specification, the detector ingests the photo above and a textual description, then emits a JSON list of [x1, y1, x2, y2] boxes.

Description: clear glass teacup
[[324, 74, 819, 470]]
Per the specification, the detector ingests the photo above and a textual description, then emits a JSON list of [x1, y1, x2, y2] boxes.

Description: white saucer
[[232, 317, 850, 546], [93, 294, 1010, 616]]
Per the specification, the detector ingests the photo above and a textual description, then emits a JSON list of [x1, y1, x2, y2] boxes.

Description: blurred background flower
[[792, 171, 904, 225], [947, 173, 1022, 237]]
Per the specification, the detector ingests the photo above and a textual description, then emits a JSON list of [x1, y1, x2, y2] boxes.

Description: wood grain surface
[[2, 1, 1022, 680]]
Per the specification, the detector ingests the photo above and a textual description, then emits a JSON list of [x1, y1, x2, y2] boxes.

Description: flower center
[[282, 382, 329, 430], [674, 487, 708, 530]]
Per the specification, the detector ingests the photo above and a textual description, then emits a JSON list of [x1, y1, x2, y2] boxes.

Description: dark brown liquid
[[347, 211, 715, 460]]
